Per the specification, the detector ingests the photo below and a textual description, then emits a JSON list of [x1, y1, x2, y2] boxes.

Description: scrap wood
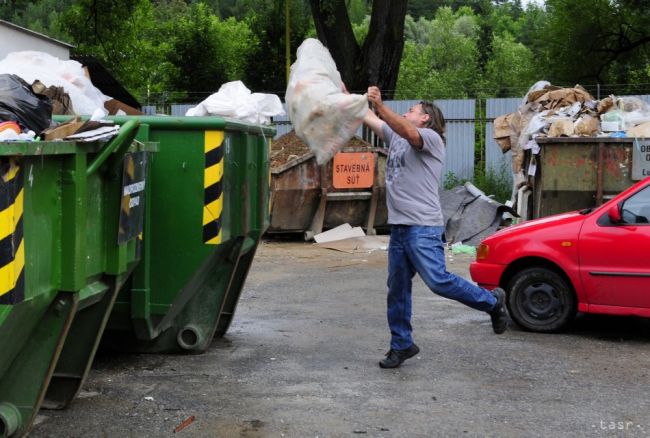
[[174, 415, 196, 433]]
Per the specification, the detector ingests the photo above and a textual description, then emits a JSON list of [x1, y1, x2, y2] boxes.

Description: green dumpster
[[93, 116, 273, 353], [0, 120, 154, 437]]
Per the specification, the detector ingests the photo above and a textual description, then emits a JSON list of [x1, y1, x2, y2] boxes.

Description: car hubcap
[[521, 281, 561, 320]]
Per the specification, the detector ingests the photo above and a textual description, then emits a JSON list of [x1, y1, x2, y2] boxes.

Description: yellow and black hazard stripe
[[0, 158, 24, 305], [203, 131, 224, 244]]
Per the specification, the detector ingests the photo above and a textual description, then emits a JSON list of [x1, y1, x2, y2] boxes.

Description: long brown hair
[[420, 101, 446, 144]]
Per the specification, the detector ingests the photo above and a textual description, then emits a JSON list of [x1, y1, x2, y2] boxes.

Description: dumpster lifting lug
[[0, 402, 21, 438]]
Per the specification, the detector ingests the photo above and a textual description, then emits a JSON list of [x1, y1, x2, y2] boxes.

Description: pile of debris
[[493, 81, 650, 196], [271, 130, 373, 168], [0, 51, 144, 143]]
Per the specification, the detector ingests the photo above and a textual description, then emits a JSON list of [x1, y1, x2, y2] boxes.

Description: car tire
[[507, 267, 577, 332]]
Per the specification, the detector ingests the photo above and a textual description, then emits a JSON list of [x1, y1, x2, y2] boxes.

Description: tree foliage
[[242, 0, 312, 94], [166, 3, 229, 100], [484, 32, 537, 97], [541, 0, 650, 92], [396, 8, 480, 99], [4, 0, 650, 104]]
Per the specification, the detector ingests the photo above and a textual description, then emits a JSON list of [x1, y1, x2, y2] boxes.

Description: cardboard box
[[42, 117, 85, 141], [104, 99, 144, 116]]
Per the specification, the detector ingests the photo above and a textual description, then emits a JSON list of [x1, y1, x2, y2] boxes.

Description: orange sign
[[332, 152, 375, 189]]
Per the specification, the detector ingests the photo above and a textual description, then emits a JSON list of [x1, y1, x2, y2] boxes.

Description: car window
[[621, 185, 650, 224]]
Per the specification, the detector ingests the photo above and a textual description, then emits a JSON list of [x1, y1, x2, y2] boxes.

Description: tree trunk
[[310, 0, 407, 98]]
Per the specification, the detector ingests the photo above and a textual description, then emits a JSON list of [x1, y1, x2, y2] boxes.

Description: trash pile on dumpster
[[185, 80, 284, 124], [0, 51, 109, 117], [0, 51, 143, 143], [271, 130, 373, 168], [493, 80, 650, 203], [494, 80, 650, 152]]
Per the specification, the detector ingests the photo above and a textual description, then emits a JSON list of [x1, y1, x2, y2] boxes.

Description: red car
[[470, 177, 650, 332]]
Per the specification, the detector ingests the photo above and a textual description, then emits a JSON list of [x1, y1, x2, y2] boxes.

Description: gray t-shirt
[[383, 123, 445, 226]]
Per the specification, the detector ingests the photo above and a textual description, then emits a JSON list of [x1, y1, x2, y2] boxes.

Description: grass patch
[[443, 163, 512, 204]]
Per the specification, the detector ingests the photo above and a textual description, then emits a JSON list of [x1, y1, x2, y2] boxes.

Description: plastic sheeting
[[0, 51, 109, 115], [441, 185, 517, 246]]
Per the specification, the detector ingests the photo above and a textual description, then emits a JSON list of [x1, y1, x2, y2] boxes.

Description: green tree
[[347, 0, 370, 25], [218, 0, 260, 19], [484, 32, 537, 97], [59, 0, 164, 98], [350, 14, 369, 45], [403, 14, 435, 45], [214, 17, 259, 80], [0, 0, 73, 41], [540, 0, 650, 91], [166, 3, 228, 101], [243, 0, 312, 94], [396, 8, 480, 99]]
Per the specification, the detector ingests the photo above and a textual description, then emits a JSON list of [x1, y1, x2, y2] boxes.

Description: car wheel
[[507, 267, 577, 332]]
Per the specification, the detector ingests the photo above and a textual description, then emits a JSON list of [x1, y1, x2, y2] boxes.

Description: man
[[363, 86, 509, 369]]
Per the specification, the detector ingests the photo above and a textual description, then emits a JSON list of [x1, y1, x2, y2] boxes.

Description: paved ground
[[30, 239, 650, 437]]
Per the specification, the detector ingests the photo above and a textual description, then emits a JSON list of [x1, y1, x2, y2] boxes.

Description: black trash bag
[[0, 73, 53, 135]]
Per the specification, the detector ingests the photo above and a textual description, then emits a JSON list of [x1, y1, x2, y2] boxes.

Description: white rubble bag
[[185, 80, 284, 124], [0, 51, 109, 115], [285, 38, 368, 164]]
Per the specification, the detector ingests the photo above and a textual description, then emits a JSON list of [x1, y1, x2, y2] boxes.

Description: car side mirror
[[608, 203, 622, 223]]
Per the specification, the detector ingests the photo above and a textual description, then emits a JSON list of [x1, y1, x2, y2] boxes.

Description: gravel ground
[[29, 239, 650, 438]]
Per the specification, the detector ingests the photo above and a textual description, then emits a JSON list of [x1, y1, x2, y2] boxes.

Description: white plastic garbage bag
[[285, 38, 368, 164], [185, 80, 284, 125], [0, 51, 109, 115]]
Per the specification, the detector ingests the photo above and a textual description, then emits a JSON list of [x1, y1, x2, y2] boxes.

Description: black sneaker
[[489, 287, 509, 334], [379, 343, 420, 368]]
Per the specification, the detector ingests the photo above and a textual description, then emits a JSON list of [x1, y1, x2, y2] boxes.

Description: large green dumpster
[[0, 121, 153, 437], [94, 116, 273, 354]]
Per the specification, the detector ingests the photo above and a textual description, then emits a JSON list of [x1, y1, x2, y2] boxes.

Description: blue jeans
[[387, 225, 497, 350]]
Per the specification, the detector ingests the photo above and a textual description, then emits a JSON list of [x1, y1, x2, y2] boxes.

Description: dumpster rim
[[270, 147, 387, 175]]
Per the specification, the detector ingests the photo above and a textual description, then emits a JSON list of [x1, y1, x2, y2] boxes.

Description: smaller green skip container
[[96, 116, 274, 354]]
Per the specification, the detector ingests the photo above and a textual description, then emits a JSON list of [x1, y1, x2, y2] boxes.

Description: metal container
[[0, 121, 151, 437], [268, 146, 388, 240], [533, 137, 639, 218], [93, 116, 274, 354]]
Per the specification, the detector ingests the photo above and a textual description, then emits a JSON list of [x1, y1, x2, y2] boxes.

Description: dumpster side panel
[[213, 130, 270, 337], [24, 160, 62, 300], [268, 148, 388, 236], [44, 142, 145, 410], [0, 156, 65, 381], [269, 155, 321, 232], [536, 140, 634, 218], [147, 129, 213, 314]]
